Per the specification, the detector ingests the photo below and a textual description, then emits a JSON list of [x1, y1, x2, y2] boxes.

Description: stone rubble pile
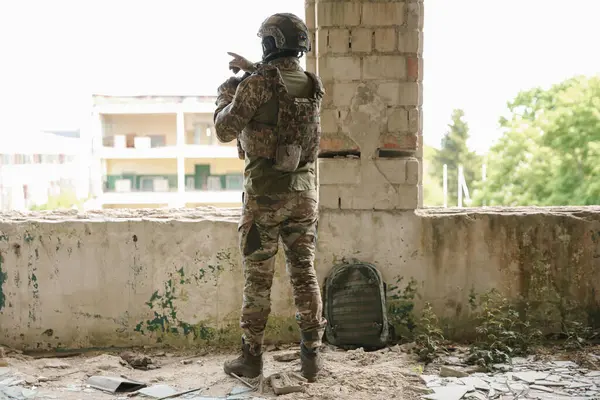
[[0, 367, 38, 400], [420, 358, 600, 400]]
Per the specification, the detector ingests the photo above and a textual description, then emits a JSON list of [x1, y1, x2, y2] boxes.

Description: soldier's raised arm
[[213, 73, 269, 143]]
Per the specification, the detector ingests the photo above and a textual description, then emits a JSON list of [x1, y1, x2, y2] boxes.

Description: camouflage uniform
[[214, 13, 326, 381]]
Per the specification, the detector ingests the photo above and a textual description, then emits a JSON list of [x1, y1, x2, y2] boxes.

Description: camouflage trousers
[[238, 189, 326, 355]]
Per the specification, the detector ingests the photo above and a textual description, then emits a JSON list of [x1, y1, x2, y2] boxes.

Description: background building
[[0, 130, 87, 211], [89, 95, 244, 209]]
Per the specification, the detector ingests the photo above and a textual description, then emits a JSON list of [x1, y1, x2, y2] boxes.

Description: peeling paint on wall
[[133, 262, 225, 342], [1, 208, 599, 350], [0, 252, 6, 311]]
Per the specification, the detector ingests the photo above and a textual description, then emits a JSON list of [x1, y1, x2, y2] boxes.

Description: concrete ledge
[[1, 206, 599, 349]]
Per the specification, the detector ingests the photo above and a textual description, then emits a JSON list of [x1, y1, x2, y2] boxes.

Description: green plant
[[466, 290, 542, 370], [412, 364, 424, 375], [387, 277, 419, 341], [414, 302, 446, 363], [30, 190, 84, 211], [562, 320, 593, 350]]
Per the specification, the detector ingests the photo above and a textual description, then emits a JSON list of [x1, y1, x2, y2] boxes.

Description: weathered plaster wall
[[0, 209, 294, 350], [1, 207, 599, 350]]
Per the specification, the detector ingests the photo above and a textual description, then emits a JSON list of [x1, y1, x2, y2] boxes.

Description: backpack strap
[[305, 71, 325, 100]]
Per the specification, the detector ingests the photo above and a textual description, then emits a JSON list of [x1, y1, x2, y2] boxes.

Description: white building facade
[[0, 131, 87, 211], [89, 95, 244, 209]]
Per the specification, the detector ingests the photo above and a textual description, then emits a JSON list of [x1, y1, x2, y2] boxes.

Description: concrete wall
[[1, 206, 599, 350]]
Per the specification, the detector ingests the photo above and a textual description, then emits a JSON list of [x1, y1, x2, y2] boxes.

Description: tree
[[431, 109, 482, 206], [422, 144, 445, 206], [474, 75, 600, 206], [30, 190, 83, 211]]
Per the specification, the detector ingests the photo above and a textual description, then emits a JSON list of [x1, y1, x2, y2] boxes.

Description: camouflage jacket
[[214, 58, 324, 164]]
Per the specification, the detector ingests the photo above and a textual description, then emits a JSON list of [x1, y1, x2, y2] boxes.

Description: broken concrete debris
[[0, 367, 37, 400], [40, 359, 70, 369], [86, 375, 146, 393], [272, 352, 300, 363], [138, 384, 179, 398], [269, 372, 306, 395], [0, 347, 7, 367], [421, 356, 600, 399], [440, 366, 470, 378], [120, 351, 155, 370], [2, 344, 599, 400]]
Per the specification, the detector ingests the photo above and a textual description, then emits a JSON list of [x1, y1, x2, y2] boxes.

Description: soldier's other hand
[[228, 52, 255, 74], [217, 76, 242, 96]]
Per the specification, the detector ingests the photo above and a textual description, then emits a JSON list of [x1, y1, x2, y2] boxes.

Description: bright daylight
[[0, 0, 599, 399]]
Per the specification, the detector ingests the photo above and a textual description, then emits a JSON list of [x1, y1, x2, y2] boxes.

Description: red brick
[[380, 133, 418, 151], [320, 133, 360, 153], [406, 56, 421, 82]]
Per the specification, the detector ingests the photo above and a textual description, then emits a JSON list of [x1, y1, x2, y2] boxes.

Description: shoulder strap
[[253, 63, 289, 97], [305, 71, 325, 100]]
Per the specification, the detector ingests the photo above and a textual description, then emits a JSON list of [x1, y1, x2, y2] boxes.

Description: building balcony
[[96, 111, 239, 160], [93, 99, 216, 115], [100, 173, 243, 207], [98, 144, 239, 160], [99, 190, 242, 207], [103, 172, 242, 192]]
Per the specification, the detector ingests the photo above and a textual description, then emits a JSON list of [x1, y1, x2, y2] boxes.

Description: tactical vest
[[238, 64, 324, 172]]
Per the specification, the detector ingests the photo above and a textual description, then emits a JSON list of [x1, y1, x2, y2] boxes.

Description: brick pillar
[[311, 0, 424, 210]]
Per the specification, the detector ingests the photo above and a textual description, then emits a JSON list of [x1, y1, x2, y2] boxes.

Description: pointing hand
[[228, 52, 256, 74]]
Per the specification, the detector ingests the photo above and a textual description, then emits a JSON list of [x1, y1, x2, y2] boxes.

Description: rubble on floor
[[3, 342, 598, 400], [0, 367, 38, 399], [0, 349, 270, 400], [421, 356, 600, 399], [119, 351, 155, 370], [0, 344, 420, 399]]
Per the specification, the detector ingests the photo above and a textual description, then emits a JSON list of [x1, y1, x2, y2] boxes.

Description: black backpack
[[323, 261, 390, 350]]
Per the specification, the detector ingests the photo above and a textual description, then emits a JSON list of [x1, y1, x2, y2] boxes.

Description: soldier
[[213, 13, 326, 382]]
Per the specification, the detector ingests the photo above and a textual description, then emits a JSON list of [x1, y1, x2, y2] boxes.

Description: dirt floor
[[1, 345, 425, 399]]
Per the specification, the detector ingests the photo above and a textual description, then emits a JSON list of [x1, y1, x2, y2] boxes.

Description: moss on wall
[[0, 252, 6, 311]]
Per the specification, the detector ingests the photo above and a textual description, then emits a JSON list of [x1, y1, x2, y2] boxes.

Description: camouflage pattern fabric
[[214, 70, 271, 147], [215, 76, 243, 116], [238, 189, 326, 355], [274, 67, 323, 164], [214, 58, 323, 165], [232, 59, 323, 164], [215, 57, 319, 195], [214, 53, 326, 356], [215, 76, 246, 160]]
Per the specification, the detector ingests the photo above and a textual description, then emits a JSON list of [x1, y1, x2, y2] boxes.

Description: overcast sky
[[0, 0, 598, 153]]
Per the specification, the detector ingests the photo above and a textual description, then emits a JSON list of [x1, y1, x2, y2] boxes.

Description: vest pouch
[[273, 144, 302, 172]]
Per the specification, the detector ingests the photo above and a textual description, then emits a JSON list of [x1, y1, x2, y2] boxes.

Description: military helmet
[[257, 13, 311, 54]]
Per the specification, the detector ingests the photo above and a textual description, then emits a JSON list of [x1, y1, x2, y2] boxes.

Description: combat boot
[[223, 340, 263, 379], [300, 342, 322, 382]]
